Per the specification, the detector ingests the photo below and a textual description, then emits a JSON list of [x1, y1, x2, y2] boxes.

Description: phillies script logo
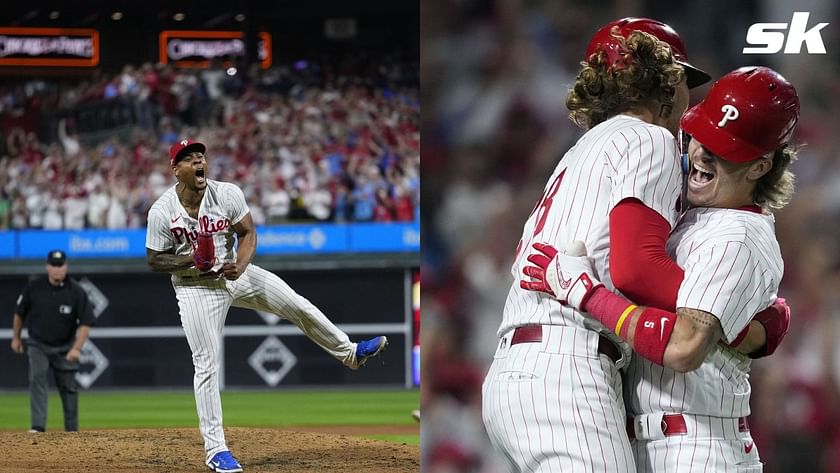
[[171, 227, 199, 245], [170, 215, 231, 244], [199, 215, 230, 233]]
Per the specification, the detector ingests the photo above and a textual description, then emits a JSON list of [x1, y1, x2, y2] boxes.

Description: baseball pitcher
[[145, 139, 388, 473], [522, 67, 799, 472], [481, 18, 712, 473]]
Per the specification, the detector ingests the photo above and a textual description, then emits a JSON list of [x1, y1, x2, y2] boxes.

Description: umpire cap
[[47, 249, 67, 266], [169, 139, 206, 166], [585, 17, 711, 89], [681, 66, 800, 163]]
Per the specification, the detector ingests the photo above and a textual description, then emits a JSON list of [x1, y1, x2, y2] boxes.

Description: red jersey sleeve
[[609, 198, 684, 312]]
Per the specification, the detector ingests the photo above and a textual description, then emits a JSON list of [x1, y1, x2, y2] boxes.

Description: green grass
[[0, 389, 420, 444]]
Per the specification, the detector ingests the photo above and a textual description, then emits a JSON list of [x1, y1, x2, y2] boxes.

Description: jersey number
[[514, 169, 566, 259], [531, 169, 565, 236]]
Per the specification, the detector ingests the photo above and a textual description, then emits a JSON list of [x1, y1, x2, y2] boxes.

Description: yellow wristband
[[614, 304, 637, 337]]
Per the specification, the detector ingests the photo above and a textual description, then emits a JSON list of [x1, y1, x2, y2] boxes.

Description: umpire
[[10, 249, 95, 432]]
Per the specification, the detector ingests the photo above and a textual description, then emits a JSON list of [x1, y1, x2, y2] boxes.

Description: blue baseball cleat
[[355, 336, 388, 368], [206, 450, 243, 473]]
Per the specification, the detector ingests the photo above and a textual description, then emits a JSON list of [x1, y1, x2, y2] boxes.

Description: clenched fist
[[220, 262, 246, 281]]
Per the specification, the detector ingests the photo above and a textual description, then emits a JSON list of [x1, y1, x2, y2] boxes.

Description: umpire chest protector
[[19, 276, 90, 346]]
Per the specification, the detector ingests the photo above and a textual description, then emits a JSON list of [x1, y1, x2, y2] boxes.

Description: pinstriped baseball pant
[[173, 264, 356, 461], [632, 414, 762, 472], [482, 326, 635, 473]]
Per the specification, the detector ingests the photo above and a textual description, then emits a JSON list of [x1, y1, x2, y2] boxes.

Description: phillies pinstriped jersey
[[146, 179, 249, 277], [483, 114, 682, 473], [499, 115, 683, 357], [145, 177, 360, 461], [626, 207, 782, 418]]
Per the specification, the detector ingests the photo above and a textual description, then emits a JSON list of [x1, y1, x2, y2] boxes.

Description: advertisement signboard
[[0, 27, 99, 67], [159, 30, 271, 69]]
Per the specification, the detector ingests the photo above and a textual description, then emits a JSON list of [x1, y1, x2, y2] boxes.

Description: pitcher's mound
[[3, 427, 419, 472]]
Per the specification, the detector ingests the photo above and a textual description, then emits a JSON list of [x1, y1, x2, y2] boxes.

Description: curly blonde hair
[[754, 144, 798, 212], [566, 30, 685, 130]]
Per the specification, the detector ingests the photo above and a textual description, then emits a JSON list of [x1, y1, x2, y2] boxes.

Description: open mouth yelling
[[688, 161, 715, 192], [195, 168, 206, 185]]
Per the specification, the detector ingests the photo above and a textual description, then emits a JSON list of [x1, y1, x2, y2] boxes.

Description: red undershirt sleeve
[[609, 198, 684, 312]]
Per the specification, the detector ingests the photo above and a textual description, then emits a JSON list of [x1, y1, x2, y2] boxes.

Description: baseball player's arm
[[574, 284, 722, 372], [11, 313, 24, 354], [609, 199, 684, 312], [560, 275, 718, 371], [606, 128, 684, 311], [610, 205, 781, 358], [628, 305, 721, 372], [589, 299, 779, 370], [728, 297, 790, 358], [585, 286, 775, 369], [220, 212, 256, 281], [146, 248, 193, 273], [521, 242, 766, 371]]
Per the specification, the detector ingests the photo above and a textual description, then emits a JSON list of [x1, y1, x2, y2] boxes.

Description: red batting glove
[[520, 241, 603, 310], [520, 242, 559, 296], [749, 297, 791, 359]]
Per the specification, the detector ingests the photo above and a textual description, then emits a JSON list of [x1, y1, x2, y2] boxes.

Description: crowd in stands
[[423, 1, 840, 472], [0, 53, 419, 230]]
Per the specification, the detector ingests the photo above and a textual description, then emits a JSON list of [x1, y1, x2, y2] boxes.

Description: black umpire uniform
[[11, 250, 95, 432]]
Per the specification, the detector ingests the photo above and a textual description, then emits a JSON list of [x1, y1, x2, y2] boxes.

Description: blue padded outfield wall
[[1, 222, 420, 260], [0, 232, 15, 258]]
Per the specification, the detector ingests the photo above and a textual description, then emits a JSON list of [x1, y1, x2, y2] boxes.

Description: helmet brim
[[679, 61, 712, 89]]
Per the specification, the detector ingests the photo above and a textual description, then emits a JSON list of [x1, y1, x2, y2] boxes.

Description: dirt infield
[[3, 426, 420, 472]]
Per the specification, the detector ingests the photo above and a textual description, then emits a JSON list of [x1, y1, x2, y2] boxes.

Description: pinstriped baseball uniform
[[482, 115, 682, 473], [626, 207, 782, 473], [146, 179, 358, 462]]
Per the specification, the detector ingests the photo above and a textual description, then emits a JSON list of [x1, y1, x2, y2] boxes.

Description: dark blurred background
[[0, 0, 417, 72], [421, 1, 840, 472]]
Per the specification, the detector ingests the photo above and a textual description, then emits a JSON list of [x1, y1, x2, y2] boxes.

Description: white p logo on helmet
[[181, 140, 189, 146], [717, 104, 740, 127]]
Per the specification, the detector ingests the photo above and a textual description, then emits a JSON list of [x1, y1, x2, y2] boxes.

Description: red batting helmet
[[585, 17, 711, 89], [681, 66, 800, 163]]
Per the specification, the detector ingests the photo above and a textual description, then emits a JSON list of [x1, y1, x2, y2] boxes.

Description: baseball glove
[[193, 232, 216, 272]]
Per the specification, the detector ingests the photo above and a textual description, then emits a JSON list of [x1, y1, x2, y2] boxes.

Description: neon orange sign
[[0, 28, 99, 67]]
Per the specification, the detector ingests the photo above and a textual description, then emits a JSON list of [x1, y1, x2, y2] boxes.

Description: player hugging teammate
[[483, 17, 797, 473]]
